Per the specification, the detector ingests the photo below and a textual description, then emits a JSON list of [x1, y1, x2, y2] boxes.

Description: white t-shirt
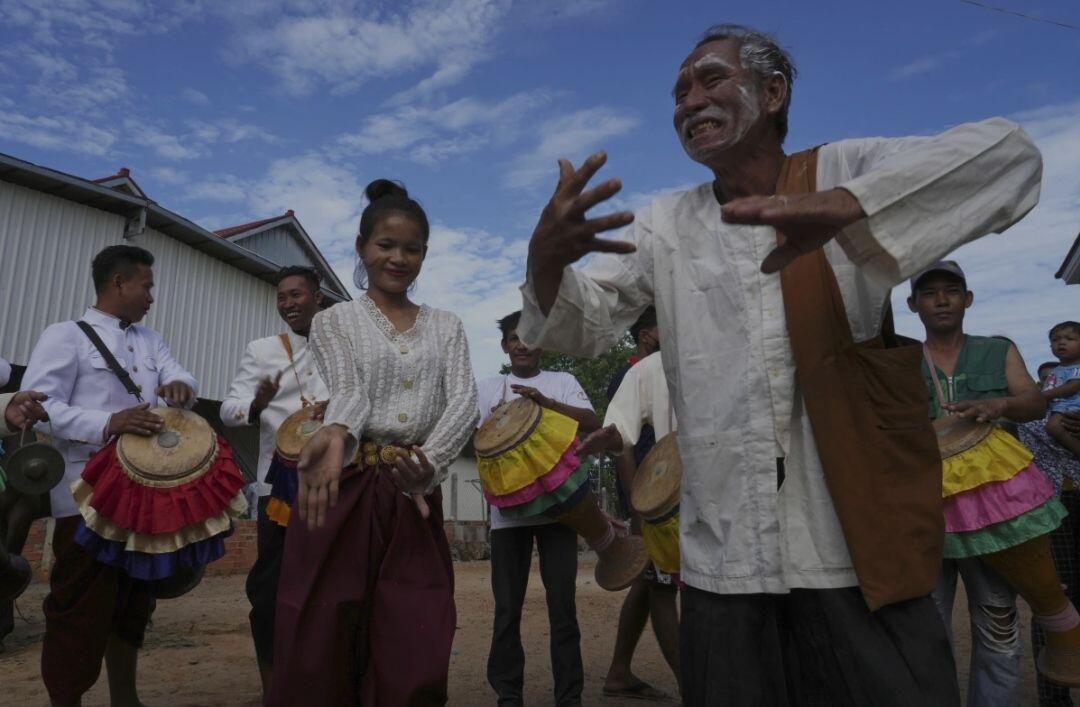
[[477, 370, 594, 530]]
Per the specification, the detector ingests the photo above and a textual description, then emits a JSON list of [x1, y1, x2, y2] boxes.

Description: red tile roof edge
[[214, 210, 294, 239]]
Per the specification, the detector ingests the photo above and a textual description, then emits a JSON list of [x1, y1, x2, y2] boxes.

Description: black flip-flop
[[602, 680, 672, 702]]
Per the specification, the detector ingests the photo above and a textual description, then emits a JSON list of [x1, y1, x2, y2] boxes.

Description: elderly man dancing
[[519, 23, 1042, 706]]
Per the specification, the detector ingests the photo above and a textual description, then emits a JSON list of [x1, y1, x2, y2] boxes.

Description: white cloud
[[0, 110, 117, 155], [891, 99, 1080, 373], [184, 174, 250, 203], [888, 30, 1002, 83], [247, 153, 367, 262], [121, 117, 278, 161], [148, 166, 188, 186], [338, 90, 553, 165], [506, 107, 639, 189], [187, 118, 278, 144], [889, 55, 943, 81], [124, 119, 206, 160], [181, 87, 210, 106], [229, 0, 510, 98]]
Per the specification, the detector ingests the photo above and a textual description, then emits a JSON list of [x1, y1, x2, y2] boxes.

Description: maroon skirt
[[269, 463, 455, 706]]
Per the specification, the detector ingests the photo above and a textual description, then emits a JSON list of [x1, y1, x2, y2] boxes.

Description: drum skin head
[[474, 398, 543, 459], [6, 441, 65, 496], [118, 408, 216, 486], [276, 407, 323, 462], [631, 433, 682, 520], [932, 416, 994, 459]]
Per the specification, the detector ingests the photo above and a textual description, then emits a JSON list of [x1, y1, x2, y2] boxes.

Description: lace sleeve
[[310, 305, 369, 461], [420, 315, 479, 488]]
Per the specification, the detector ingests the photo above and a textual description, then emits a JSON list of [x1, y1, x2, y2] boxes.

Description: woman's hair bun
[[365, 178, 408, 203]]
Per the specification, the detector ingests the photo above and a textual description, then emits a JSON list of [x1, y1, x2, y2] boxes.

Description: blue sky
[[1, 0, 1078, 378]]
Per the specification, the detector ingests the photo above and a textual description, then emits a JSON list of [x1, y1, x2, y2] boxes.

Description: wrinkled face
[[358, 212, 426, 295], [907, 273, 972, 334], [276, 274, 322, 334], [116, 264, 155, 323], [672, 39, 765, 165], [1050, 327, 1080, 363], [502, 329, 542, 371]]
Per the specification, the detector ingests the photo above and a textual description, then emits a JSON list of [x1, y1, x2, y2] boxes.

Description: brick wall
[[19, 518, 493, 580]]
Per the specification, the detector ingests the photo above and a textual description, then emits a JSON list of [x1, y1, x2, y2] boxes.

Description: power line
[[960, 0, 1080, 31]]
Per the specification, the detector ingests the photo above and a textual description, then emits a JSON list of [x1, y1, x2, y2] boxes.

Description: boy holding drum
[[477, 310, 599, 707]]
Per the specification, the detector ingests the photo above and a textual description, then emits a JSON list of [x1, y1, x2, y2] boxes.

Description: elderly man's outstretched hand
[[722, 188, 866, 274], [528, 152, 636, 314]]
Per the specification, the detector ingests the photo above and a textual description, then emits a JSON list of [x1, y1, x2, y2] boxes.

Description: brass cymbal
[[6, 442, 65, 496]]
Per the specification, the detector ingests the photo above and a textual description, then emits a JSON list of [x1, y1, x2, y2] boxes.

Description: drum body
[[265, 406, 323, 527], [475, 398, 648, 590], [71, 408, 247, 594], [632, 433, 682, 574]]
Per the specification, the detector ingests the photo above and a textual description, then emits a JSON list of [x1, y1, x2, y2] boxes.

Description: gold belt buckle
[[379, 445, 400, 466]]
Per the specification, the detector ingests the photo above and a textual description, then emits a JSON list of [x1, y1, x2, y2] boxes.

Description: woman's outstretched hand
[[297, 424, 347, 530]]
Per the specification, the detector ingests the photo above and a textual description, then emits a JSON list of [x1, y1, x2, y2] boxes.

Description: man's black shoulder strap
[[75, 320, 143, 402]]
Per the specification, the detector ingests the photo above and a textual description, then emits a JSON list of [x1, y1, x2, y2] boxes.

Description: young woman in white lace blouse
[[269, 180, 479, 706]]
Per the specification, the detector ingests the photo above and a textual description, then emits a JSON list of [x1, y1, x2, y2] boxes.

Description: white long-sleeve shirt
[[219, 331, 329, 496], [21, 307, 198, 518], [311, 294, 479, 484], [520, 118, 1042, 595]]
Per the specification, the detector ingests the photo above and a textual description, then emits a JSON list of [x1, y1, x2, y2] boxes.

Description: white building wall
[[444, 456, 487, 523], [134, 228, 282, 401], [0, 181, 124, 365], [0, 181, 285, 401]]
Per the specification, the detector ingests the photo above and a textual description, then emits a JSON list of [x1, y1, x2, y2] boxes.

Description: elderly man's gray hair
[[696, 24, 797, 144]]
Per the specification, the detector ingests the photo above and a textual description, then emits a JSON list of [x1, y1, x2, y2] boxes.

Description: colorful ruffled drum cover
[[71, 409, 247, 581], [477, 400, 588, 519], [942, 426, 1065, 559]]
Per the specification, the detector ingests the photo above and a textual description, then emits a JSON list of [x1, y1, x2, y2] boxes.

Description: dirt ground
[[0, 557, 1052, 706]]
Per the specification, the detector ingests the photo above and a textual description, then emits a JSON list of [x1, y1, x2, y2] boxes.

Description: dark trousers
[[487, 523, 583, 707], [680, 585, 960, 707], [41, 516, 154, 704], [1032, 489, 1080, 706], [246, 496, 286, 665]]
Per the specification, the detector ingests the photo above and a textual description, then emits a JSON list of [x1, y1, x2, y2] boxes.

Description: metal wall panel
[[134, 227, 283, 401], [0, 181, 286, 401], [0, 181, 124, 365], [234, 226, 313, 270]]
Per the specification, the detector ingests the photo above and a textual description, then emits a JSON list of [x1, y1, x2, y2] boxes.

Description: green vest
[[921, 335, 1010, 421]]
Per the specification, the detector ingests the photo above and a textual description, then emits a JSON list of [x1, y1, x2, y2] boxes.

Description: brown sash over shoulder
[[777, 149, 943, 611]]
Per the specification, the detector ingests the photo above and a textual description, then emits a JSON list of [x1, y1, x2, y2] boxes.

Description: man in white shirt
[[478, 311, 599, 707], [219, 265, 329, 699], [519, 23, 1042, 706], [22, 244, 198, 707]]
